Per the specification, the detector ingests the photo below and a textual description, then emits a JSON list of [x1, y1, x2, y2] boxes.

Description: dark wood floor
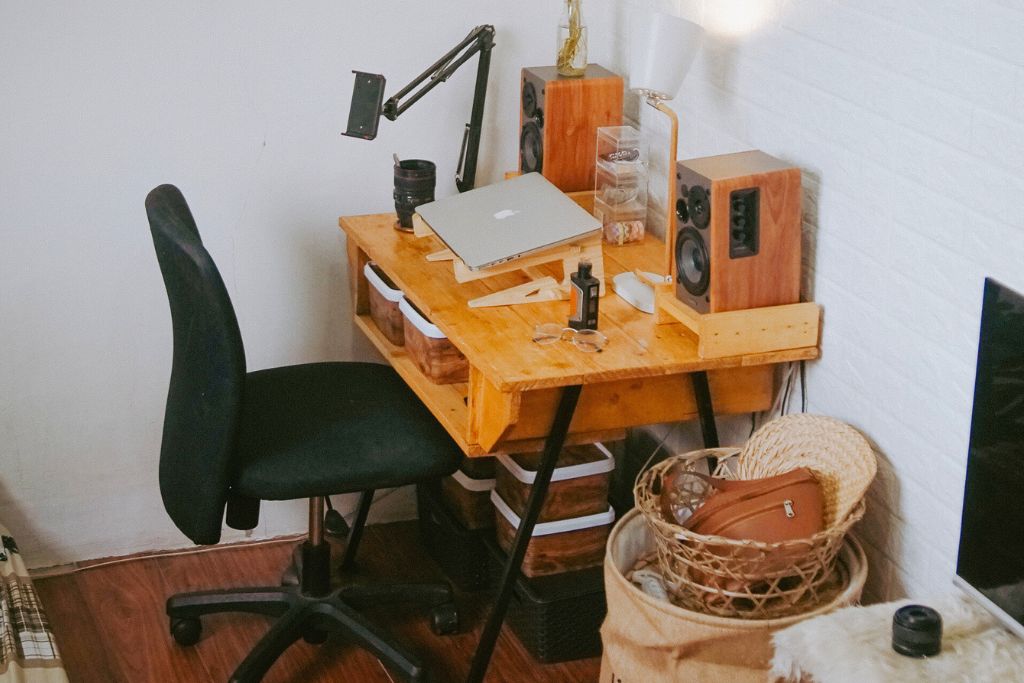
[[35, 521, 600, 683]]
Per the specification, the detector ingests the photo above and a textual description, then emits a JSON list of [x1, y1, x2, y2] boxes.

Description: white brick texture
[[624, 0, 1024, 602]]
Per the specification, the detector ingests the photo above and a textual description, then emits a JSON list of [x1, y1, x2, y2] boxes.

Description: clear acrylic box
[[594, 125, 648, 244]]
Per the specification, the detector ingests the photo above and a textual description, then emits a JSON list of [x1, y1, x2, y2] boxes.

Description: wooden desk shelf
[[341, 212, 818, 456]]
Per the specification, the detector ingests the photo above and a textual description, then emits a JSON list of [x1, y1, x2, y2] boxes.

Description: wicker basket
[[634, 415, 876, 620], [736, 414, 876, 527]]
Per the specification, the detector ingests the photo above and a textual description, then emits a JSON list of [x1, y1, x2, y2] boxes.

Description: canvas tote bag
[[599, 509, 866, 682]]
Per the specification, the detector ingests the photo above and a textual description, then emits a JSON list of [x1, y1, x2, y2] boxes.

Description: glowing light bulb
[[704, 0, 773, 37]]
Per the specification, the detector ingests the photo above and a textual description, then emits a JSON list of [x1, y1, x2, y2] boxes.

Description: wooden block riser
[[657, 292, 820, 359]]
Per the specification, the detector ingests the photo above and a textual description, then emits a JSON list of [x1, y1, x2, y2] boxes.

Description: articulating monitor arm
[[343, 24, 496, 193]]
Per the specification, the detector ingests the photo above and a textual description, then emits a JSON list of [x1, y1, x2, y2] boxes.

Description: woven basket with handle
[[634, 414, 877, 619]]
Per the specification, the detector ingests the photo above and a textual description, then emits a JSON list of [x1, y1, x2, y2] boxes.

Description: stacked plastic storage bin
[[594, 125, 648, 245], [417, 456, 496, 592], [488, 443, 617, 663]]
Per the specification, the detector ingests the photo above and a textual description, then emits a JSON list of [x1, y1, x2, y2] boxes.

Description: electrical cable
[[633, 421, 682, 491], [800, 359, 808, 413], [781, 365, 794, 415]]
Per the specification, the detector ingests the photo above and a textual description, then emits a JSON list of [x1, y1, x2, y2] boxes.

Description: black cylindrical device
[[568, 259, 600, 330], [393, 159, 436, 231], [892, 604, 942, 658]]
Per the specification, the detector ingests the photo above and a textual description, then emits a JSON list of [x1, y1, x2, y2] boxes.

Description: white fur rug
[[770, 592, 1024, 682]]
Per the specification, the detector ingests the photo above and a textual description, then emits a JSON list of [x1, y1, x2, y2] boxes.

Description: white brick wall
[[620, 0, 1024, 602]]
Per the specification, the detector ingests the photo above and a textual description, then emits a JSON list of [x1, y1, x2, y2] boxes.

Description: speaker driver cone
[[676, 226, 710, 297], [687, 185, 711, 230], [520, 121, 543, 173]]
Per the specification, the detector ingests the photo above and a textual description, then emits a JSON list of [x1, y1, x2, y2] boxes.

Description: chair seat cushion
[[233, 362, 460, 500]]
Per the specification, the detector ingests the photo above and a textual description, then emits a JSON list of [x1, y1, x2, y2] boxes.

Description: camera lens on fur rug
[[892, 604, 942, 657]]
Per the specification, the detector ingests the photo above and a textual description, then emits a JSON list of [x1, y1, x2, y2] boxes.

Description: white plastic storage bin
[[398, 298, 469, 384], [441, 468, 496, 530], [363, 261, 405, 346], [495, 443, 614, 522], [492, 489, 615, 577]]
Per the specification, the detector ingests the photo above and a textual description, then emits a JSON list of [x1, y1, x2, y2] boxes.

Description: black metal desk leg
[[466, 384, 583, 683], [691, 371, 719, 448]]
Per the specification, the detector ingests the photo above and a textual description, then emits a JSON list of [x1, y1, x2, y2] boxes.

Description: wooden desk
[[340, 210, 818, 682], [341, 212, 817, 456]]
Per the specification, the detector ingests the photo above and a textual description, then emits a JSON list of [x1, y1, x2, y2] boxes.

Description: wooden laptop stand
[[412, 210, 606, 309]]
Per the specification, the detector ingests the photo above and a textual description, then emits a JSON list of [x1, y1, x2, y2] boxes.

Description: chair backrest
[[146, 184, 246, 545]]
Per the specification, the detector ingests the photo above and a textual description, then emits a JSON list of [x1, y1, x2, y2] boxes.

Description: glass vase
[[556, 0, 587, 77]]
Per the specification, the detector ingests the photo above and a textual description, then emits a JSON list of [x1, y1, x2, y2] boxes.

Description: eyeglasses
[[532, 323, 609, 353]]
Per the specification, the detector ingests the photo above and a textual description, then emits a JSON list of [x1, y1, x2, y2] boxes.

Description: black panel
[[520, 121, 543, 173], [675, 226, 710, 297], [520, 73, 545, 174], [728, 187, 760, 259], [343, 71, 386, 140], [957, 278, 1024, 627], [673, 167, 712, 313]]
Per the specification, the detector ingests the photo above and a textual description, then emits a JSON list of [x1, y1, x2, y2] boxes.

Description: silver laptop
[[415, 172, 601, 271]]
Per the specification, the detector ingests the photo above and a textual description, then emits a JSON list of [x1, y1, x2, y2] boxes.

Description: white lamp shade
[[628, 11, 704, 100]]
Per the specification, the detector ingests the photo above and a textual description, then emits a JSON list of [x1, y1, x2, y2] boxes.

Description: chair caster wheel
[[303, 627, 328, 645], [171, 617, 202, 646], [430, 602, 459, 636]]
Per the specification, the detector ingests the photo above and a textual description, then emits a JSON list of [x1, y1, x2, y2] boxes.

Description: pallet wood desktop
[[341, 212, 818, 457]]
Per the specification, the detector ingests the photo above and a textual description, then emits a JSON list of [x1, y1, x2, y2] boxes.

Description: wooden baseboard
[[29, 533, 305, 579]]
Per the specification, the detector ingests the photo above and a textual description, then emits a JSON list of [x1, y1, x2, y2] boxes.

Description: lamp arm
[[381, 25, 495, 192], [646, 96, 679, 290]]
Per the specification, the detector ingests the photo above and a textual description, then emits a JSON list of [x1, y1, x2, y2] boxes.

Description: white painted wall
[[0, 1, 618, 568], [621, 0, 1024, 603]]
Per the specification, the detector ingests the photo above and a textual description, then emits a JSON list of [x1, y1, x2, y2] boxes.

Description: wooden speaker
[[673, 150, 802, 313], [520, 65, 623, 192]]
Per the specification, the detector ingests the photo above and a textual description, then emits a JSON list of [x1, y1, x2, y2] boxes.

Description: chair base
[[166, 540, 456, 683]]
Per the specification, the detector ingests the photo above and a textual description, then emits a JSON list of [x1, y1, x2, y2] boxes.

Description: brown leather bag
[[666, 468, 825, 543]]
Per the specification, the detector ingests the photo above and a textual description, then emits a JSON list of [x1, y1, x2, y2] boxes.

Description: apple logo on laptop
[[493, 209, 519, 220]]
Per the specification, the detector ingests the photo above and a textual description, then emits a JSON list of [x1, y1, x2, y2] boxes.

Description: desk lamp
[[342, 24, 495, 193], [628, 10, 716, 446]]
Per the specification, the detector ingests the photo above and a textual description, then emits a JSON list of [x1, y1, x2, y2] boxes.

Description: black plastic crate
[[416, 482, 492, 591], [486, 539, 606, 663]]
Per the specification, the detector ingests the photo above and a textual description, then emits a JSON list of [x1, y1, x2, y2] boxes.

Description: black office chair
[[146, 184, 461, 682]]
